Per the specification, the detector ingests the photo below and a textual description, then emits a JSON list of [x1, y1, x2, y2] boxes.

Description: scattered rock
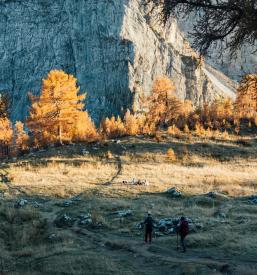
[[122, 178, 149, 186], [48, 233, 62, 243], [54, 213, 76, 228], [207, 191, 216, 198], [207, 219, 217, 227], [115, 209, 132, 218], [78, 214, 93, 226], [195, 223, 204, 230], [14, 199, 28, 209], [57, 195, 82, 207], [248, 195, 257, 204], [154, 232, 164, 237], [206, 192, 229, 200], [167, 227, 176, 234], [61, 200, 74, 207], [166, 187, 182, 198], [158, 218, 173, 232], [136, 216, 197, 235], [218, 212, 227, 219], [0, 173, 10, 183], [134, 223, 144, 230], [32, 201, 42, 208], [71, 195, 82, 202], [82, 149, 89, 155]]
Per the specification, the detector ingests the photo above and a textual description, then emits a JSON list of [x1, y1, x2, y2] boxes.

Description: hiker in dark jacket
[[144, 211, 154, 243], [178, 216, 189, 252]]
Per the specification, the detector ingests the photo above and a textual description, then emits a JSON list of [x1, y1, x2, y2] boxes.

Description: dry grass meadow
[[0, 133, 257, 274]]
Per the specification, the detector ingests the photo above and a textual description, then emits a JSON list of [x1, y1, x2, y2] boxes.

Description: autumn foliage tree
[[100, 116, 125, 139], [146, 76, 194, 130], [13, 121, 29, 151], [0, 93, 9, 119], [235, 74, 257, 118], [0, 118, 13, 145], [27, 70, 97, 146], [146, 76, 177, 127], [0, 94, 13, 146]]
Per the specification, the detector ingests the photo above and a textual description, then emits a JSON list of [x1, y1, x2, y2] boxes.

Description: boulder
[[14, 199, 28, 209], [248, 195, 257, 204], [158, 218, 173, 232], [78, 214, 93, 226], [48, 233, 62, 243], [54, 213, 76, 228], [134, 223, 144, 230], [166, 187, 182, 198], [82, 149, 89, 155], [57, 195, 82, 207], [0, 173, 10, 183], [115, 209, 132, 218], [61, 200, 74, 207], [206, 192, 229, 200]]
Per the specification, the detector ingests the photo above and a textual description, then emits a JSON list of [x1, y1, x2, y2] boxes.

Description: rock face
[[0, 0, 235, 122]]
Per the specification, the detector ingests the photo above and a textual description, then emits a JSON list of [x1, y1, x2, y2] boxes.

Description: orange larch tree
[[100, 116, 125, 139], [0, 93, 9, 119], [13, 121, 29, 151], [146, 76, 182, 128], [235, 74, 257, 118], [0, 118, 13, 145], [27, 70, 97, 146]]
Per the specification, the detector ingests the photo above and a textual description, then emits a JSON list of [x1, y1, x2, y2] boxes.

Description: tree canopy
[[145, 0, 257, 55]]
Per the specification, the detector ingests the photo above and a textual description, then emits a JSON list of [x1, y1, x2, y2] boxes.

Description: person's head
[[180, 216, 185, 221], [147, 211, 151, 216]]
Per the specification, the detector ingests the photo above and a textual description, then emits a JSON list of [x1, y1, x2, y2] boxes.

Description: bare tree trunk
[[58, 121, 63, 145]]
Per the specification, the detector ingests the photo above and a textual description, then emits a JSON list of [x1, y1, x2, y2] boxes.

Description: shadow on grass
[[2, 135, 255, 168]]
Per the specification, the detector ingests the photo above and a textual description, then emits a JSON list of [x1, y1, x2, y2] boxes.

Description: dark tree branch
[[144, 0, 257, 55]]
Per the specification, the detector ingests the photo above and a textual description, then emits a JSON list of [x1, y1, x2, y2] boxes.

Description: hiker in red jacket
[[178, 216, 189, 252]]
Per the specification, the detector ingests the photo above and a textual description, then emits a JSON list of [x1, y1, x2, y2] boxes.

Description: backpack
[[180, 220, 189, 236], [145, 216, 153, 228]]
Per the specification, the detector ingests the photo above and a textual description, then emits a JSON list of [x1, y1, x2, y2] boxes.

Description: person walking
[[144, 211, 154, 244], [178, 216, 189, 252]]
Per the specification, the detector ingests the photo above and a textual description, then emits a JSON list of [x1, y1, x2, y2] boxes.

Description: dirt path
[[72, 227, 257, 274]]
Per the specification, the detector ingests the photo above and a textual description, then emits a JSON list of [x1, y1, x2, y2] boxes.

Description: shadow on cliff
[[3, 0, 135, 123]]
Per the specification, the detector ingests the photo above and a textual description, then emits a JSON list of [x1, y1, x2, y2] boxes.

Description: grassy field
[[0, 133, 257, 274]]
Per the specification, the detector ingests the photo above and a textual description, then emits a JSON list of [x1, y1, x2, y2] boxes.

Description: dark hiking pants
[[145, 229, 152, 243], [180, 235, 186, 252]]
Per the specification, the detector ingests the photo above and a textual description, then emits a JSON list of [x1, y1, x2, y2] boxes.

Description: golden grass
[[8, 154, 257, 198]]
